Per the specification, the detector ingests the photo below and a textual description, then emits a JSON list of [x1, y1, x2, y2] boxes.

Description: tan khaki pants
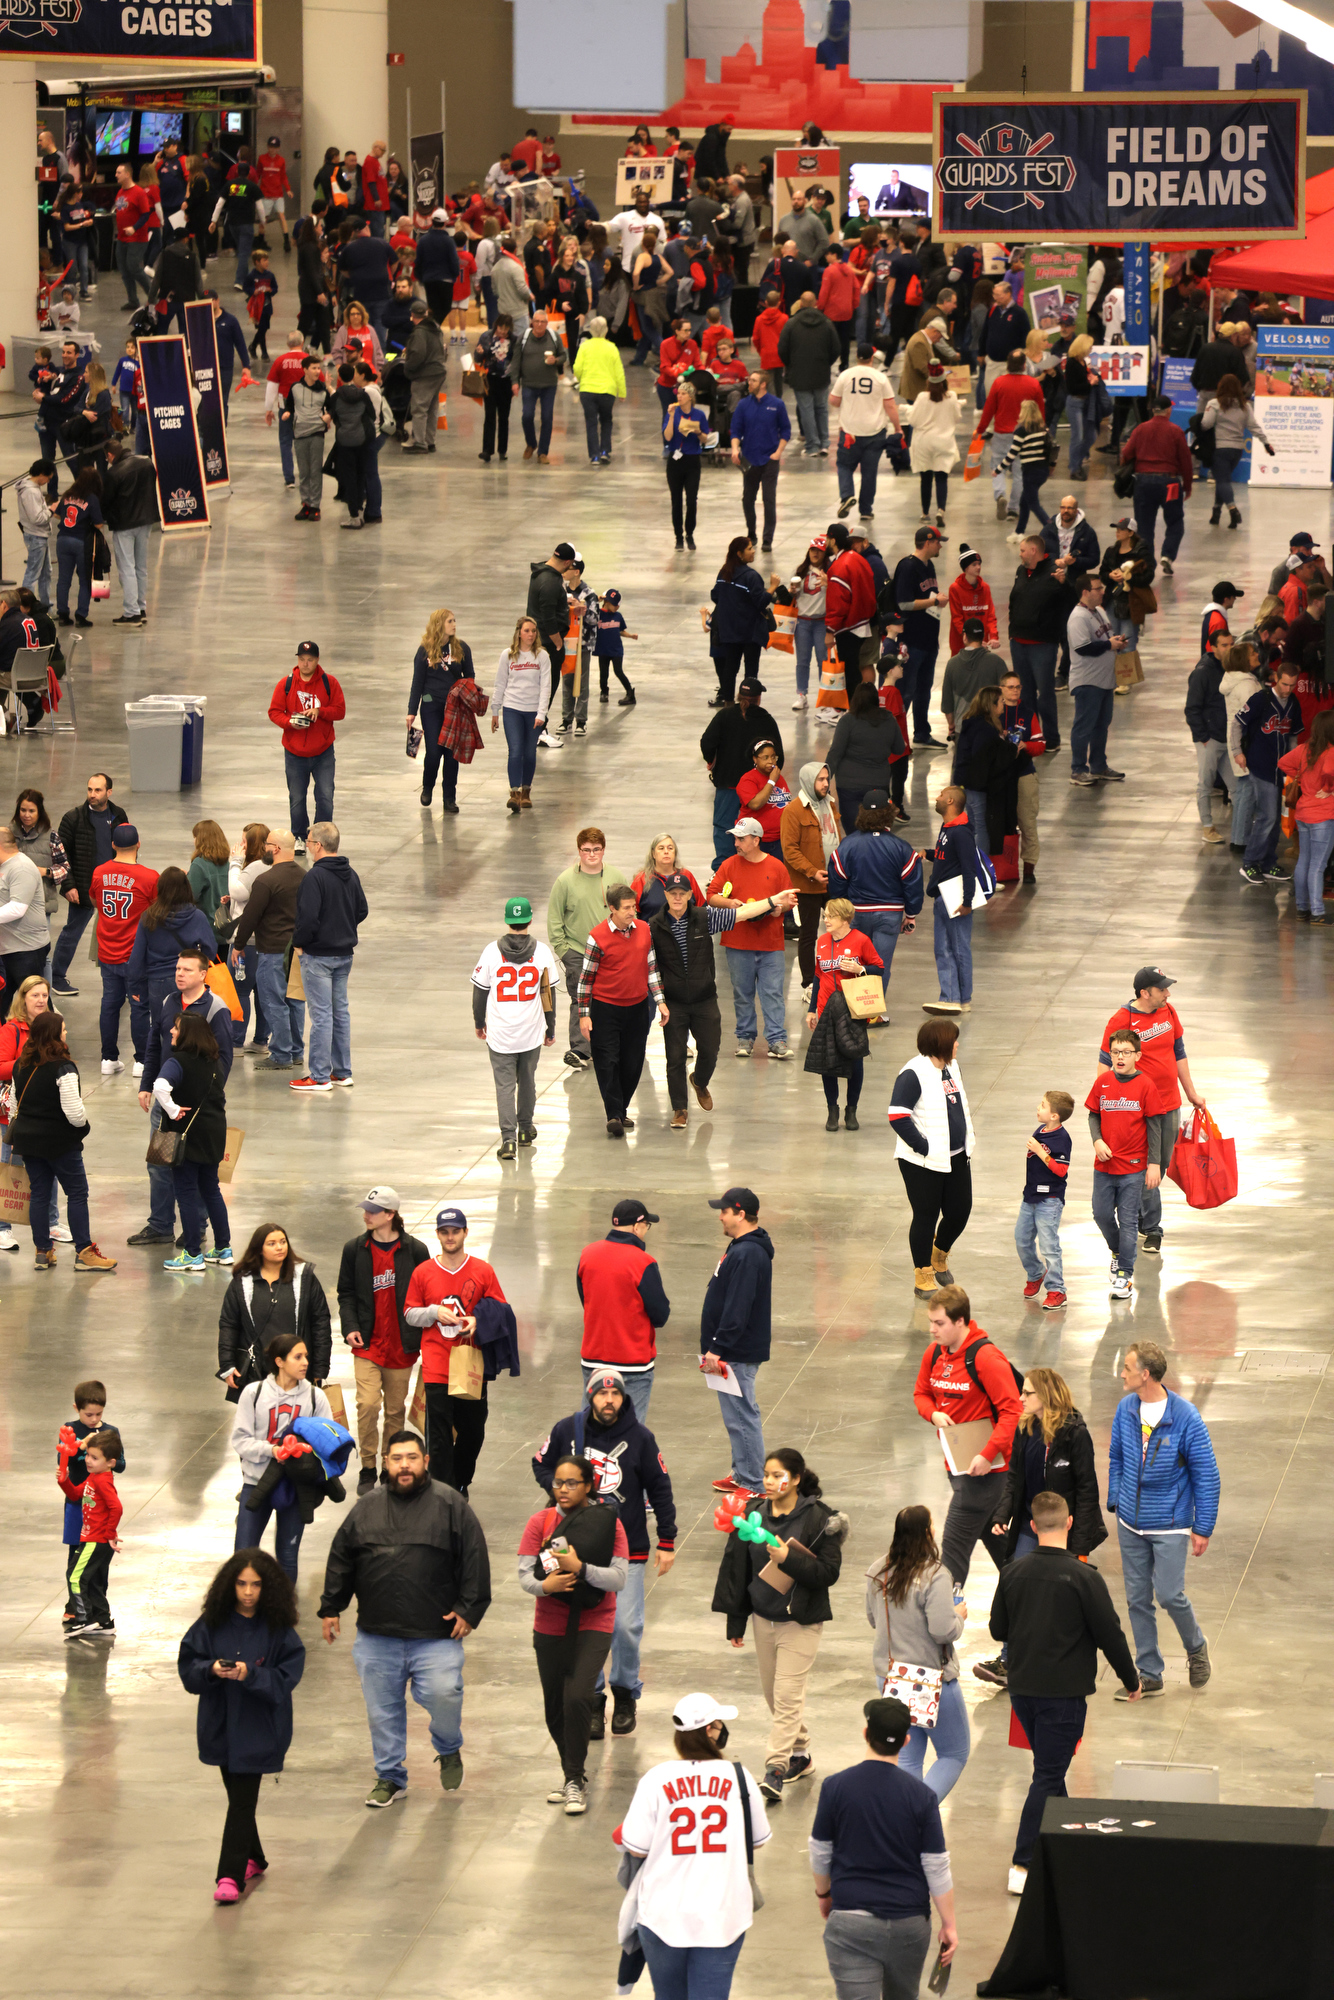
[[1016, 772, 1040, 864], [751, 1615, 822, 1771], [352, 1356, 413, 1469]]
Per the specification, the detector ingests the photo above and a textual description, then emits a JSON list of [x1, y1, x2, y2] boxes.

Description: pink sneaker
[[214, 1878, 241, 1904], [244, 1860, 267, 1884]]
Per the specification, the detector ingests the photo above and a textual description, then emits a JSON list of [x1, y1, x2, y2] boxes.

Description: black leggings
[[666, 455, 701, 538], [919, 470, 949, 514], [534, 1628, 612, 1780], [598, 654, 634, 697], [424, 1381, 489, 1496], [218, 1768, 265, 1885], [898, 1154, 973, 1267], [823, 1065, 863, 1112]]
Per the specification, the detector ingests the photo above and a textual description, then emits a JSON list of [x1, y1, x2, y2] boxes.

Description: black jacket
[[291, 854, 368, 956], [217, 1261, 333, 1389], [102, 452, 160, 532], [527, 560, 570, 658], [407, 641, 475, 716], [826, 708, 905, 793], [1185, 654, 1227, 743], [336, 1229, 431, 1346], [999, 1414, 1107, 1562], [533, 1384, 677, 1559], [1099, 537, 1156, 598], [56, 797, 129, 900], [989, 1545, 1137, 1696], [700, 1225, 773, 1365], [700, 702, 784, 789], [1192, 338, 1248, 394], [1039, 514, 1100, 579], [10, 1055, 87, 1159], [777, 306, 842, 391], [710, 564, 771, 649], [952, 716, 1019, 853], [694, 125, 731, 182], [319, 1478, 492, 1635], [1008, 557, 1077, 645], [159, 1045, 227, 1165], [650, 903, 718, 1004], [712, 1493, 849, 1637], [178, 1613, 304, 1773]]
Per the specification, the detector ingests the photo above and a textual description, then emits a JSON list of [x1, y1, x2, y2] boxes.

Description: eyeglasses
[[552, 1477, 586, 1491]]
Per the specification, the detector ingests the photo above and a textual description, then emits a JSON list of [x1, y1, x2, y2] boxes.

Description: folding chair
[[0, 646, 55, 738]]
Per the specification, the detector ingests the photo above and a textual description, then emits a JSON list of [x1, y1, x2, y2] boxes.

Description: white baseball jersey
[[619, 1758, 771, 1948], [830, 364, 897, 437], [471, 940, 560, 1054], [610, 209, 657, 271]]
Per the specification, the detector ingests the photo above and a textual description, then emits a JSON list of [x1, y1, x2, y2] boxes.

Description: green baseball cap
[[504, 895, 532, 925]]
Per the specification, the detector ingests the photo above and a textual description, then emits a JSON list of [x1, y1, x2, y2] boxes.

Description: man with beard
[[532, 1366, 676, 1739], [319, 1431, 492, 1806]]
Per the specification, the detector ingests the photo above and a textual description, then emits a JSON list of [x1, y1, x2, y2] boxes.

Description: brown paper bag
[[841, 973, 885, 1020], [408, 1367, 427, 1436], [1115, 647, 1145, 688], [448, 1342, 485, 1401], [217, 1127, 245, 1184], [0, 1158, 31, 1227], [286, 953, 305, 1001], [322, 1381, 349, 1428]]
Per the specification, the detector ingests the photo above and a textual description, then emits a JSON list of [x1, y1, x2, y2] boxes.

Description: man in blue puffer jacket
[[1106, 1338, 1219, 1697]]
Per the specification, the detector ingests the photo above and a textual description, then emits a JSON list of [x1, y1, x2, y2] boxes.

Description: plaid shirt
[[577, 920, 665, 1010]]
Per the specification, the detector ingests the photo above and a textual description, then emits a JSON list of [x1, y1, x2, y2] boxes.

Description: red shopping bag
[[1165, 1109, 1238, 1211], [990, 832, 1020, 884], [962, 434, 985, 483]]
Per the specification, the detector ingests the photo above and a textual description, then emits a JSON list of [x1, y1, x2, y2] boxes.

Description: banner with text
[[183, 301, 228, 488], [1023, 245, 1087, 335], [1253, 326, 1334, 489], [934, 92, 1304, 242], [1123, 241, 1150, 344], [139, 335, 210, 532], [0, 0, 258, 64]]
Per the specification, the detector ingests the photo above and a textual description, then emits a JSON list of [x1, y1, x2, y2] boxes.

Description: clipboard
[[937, 1418, 996, 1476]]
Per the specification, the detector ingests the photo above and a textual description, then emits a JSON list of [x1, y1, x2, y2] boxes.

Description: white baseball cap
[[361, 1186, 400, 1211], [730, 816, 765, 839], [672, 1692, 739, 1730]]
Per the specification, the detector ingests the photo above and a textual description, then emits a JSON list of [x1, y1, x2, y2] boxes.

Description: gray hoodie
[[231, 1374, 333, 1486], [16, 475, 52, 537], [865, 1556, 964, 1685]]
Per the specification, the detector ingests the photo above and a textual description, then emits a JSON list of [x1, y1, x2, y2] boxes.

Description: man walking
[[230, 827, 306, 1072], [132, 944, 233, 1254], [471, 894, 560, 1160], [532, 1365, 676, 1738], [1098, 968, 1207, 1256], [778, 291, 841, 458], [1121, 394, 1192, 573], [402, 1208, 517, 1495], [706, 818, 793, 1059], [320, 1431, 491, 1805], [101, 437, 158, 628], [912, 1285, 1021, 1608], [510, 308, 567, 464], [730, 372, 791, 553], [290, 822, 366, 1094], [401, 301, 447, 453], [577, 883, 669, 1137], [1107, 1339, 1218, 1698], [337, 1189, 430, 1493], [1067, 574, 1126, 786], [701, 1186, 773, 1498], [547, 830, 627, 1072], [577, 1198, 671, 1416], [989, 1489, 1140, 1895], [1008, 535, 1076, 755], [829, 344, 899, 523], [268, 641, 346, 853], [527, 540, 576, 741], [52, 773, 129, 996], [700, 677, 785, 868], [892, 527, 948, 749], [90, 824, 157, 1076]]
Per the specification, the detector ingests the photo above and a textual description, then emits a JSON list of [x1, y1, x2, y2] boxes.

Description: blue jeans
[[69, 238, 92, 295], [277, 410, 295, 483], [1231, 773, 1255, 847], [115, 239, 150, 307], [794, 618, 826, 695], [1012, 640, 1060, 750], [794, 387, 829, 452], [236, 1483, 303, 1580], [56, 535, 91, 619], [1133, 473, 1185, 562], [284, 744, 336, 839], [1066, 394, 1089, 473], [1013, 466, 1051, 536], [230, 942, 268, 1046], [1116, 1522, 1203, 1680], [147, 1097, 179, 1235], [898, 1673, 971, 1800], [23, 1148, 87, 1250], [98, 963, 149, 1062], [1008, 1693, 1087, 1866], [174, 1158, 230, 1256], [1091, 1168, 1141, 1273], [723, 946, 786, 1047], [1071, 683, 1115, 775], [363, 433, 384, 520], [1242, 776, 1281, 870], [712, 785, 742, 869], [595, 1555, 647, 1697], [836, 429, 885, 512], [1212, 446, 1242, 507], [1, 1134, 58, 1230], [991, 431, 1021, 506], [1296, 818, 1334, 912], [714, 1358, 764, 1493], [353, 1631, 465, 1786], [521, 385, 556, 454], [22, 531, 51, 601], [1015, 1197, 1064, 1291], [112, 524, 150, 618], [502, 706, 539, 787], [640, 1928, 745, 2000], [581, 1360, 653, 1421], [52, 898, 95, 985], [933, 897, 972, 1003], [900, 641, 939, 741], [232, 222, 254, 289], [367, 213, 386, 239], [856, 908, 902, 1005], [255, 951, 305, 1064], [301, 951, 352, 1083]]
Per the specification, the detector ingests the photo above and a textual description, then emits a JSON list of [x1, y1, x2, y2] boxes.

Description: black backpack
[[928, 1334, 1024, 1421]]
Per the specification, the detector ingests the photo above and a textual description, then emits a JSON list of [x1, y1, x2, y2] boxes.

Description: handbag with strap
[[878, 1572, 946, 1726], [733, 1761, 766, 1911], [146, 1098, 203, 1167]]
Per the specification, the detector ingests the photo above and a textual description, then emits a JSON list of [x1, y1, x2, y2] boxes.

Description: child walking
[[58, 1380, 126, 1626], [595, 588, 638, 706], [1014, 1091, 1074, 1309], [58, 1422, 124, 1638], [111, 338, 140, 429], [996, 398, 1053, 539], [242, 249, 278, 360], [1085, 1029, 1171, 1301]]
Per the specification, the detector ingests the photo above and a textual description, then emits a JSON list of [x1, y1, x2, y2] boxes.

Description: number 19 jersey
[[470, 939, 561, 1053]]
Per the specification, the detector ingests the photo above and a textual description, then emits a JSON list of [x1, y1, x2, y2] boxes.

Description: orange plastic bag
[[962, 434, 986, 483], [205, 958, 244, 1023]]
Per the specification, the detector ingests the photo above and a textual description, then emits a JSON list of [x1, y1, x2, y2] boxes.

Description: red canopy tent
[[1204, 165, 1334, 302]]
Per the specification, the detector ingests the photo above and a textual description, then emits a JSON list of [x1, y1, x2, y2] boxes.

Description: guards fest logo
[[205, 449, 223, 479], [167, 487, 200, 516], [936, 121, 1076, 216]]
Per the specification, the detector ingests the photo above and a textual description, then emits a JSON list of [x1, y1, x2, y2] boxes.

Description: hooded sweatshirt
[[291, 854, 368, 956], [527, 559, 571, 655], [326, 381, 375, 447], [470, 929, 559, 1036], [700, 1225, 774, 1366], [531, 1369, 677, 1559], [231, 1375, 334, 1485]]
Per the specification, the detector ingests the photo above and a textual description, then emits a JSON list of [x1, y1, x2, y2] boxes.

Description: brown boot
[[523, 444, 536, 461], [75, 1243, 118, 1272], [538, 453, 551, 464], [506, 789, 522, 814], [913, 1266, 938, 1299], [520, 786, 533, 809], [931, 1243, 954, 1286]]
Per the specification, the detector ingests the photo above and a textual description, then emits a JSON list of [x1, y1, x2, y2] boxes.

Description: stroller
[[380, 351, 413, 441]]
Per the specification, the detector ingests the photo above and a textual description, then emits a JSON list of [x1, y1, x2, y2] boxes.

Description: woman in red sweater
[[803, 896, 883, 1131], [735, 742, 794, 859], [518, 1454, 629, 1815]]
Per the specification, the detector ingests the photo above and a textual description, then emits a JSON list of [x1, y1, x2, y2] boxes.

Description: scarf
[[798, 761, 839, 860]]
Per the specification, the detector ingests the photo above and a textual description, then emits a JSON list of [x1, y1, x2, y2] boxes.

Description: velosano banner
[[1253, 326, 1334, 489], [139, 334, 210, 532]]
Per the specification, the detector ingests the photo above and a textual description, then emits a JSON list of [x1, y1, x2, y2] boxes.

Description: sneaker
[[164, 1250, 206, 1272], [100, 1059, 124, 1075], [126, 1226, 174, 1246], [784, 1751, 814, 1785], [922, 1000, 963, 1016], [64, 1621, 91, 1641], [792, 695, 808, 711], [574, 723, 587, 737], [1070, 771, 1096, 787], [365, 1779, 404, 1808], [1110, 1268, 1133, 1300], [289, 1076, 333, 1091], [837, 494, 856, 518], [735, 1041, 753, 1058], [50, 1224, 74, 1243], [436, 1751, 464, 1791], [973, 1656, 1008, 1687], [547, 1781, 570, 1803], [1262, 864, 1288, 881], [330, 1073, 355, 1088], [214, 1878, 241, 1904], [0, 1228, 15, 1253], [204, 1246, 234, 1267], [50, 981, 78, 997], [1187, 1634, 1212, 1687], [497, 1139, 517, 1160], [83, 1622, 116, 1639], [1117, 1675, 1163, 1699], [132, 1061, 144, 1078], [759, 1766, 785, 1803], [1043, 1290, 1068, 1310], [767, 1042, 791, 1060], [1200, 826, 1226, 844], [1141, 1229, 1162, 1256], [1007, 1867, 1028, 1897], [294, 839, 307, 856], [1239, 865, 1264, 885], [1092, 768, 1126, 783], [539, 730, 563, 750], [562, 1777, 588, 1815], [1159, 557, 1173, 576], [518, 1127, 537, 1146], [256, 1058, 294, 1071], [563, 1049, 591, 1071], [711, 1474, 756, 1496], [1023, 1278, 1044, 1299], [75, 1244, 117, 1271]]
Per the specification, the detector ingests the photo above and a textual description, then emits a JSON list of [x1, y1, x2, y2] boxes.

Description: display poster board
[[138, 334, 210, 531], [1253, 326, 1334, 488]]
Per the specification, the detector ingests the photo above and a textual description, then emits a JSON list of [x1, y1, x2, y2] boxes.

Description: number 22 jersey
[[471, 938, 561, 1053]]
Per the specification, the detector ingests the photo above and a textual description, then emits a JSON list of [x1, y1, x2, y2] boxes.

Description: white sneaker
[[792, 695, 807, 711], [0, 1227, 17, 1253], [562, 1776, 588, 1815], [100, 1059, 124, 1076], [132, 1061, 144, 1078], [51, 1225, 75, 1243], [539, 730, 563, 750], [1008, 1866, 1028, 1896], [1110, 1269, 1133, 1300], [294, 838, 307, 855], [574, 723, 587, 737]]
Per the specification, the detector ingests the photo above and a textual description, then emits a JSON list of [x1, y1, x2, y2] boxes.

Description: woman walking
[[570, 314, 626, 466], [787, 536, 829, 714], [188, 819, 231, 924], [177, 1549, 305, 1903], [889, 1017, 975, 1299], [804, 898, 882, 1132], [490, 615, 551, 814], [518, 1453, 628, 1815], [0, 974, 62, 1252], [781, 762, 841, 991], [866, 1504, 970, 1798], [473, 313, 515, 463], [10, 1008, 116, 1270], [153, 1010, 232, 1273], [218, 1222, 333, 1397], [907, 364, 961, 531], [663, 378, 705, 549], [712, 1446, 848, 1802], [993, 1370, 1104, 1570], [997, 399, 1053, 539], [227, 823, 270, 1052], [1200, 372, 1276, 528], [709, 537, 771, 705], [618, 1692, 772, 1999], [826, 681, 905, 833], [1064, 333, 1096, 479], [407, 608, 476, 813], [54, 463, 105, 628], [230, 1331, 334, 1579]]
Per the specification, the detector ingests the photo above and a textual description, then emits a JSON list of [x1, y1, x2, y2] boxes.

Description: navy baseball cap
[[661, 871, 692, 892], [436, 1206, 468, 1229], [613, 1198, 659, 1225], [1132, 966, 1175, 993], [112, 824, 139, 846], [709, 1186, 760, 1215]]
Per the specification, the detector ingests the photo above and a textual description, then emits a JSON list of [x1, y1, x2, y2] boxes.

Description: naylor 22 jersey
[[471, 939, 560, 1054], [619, 1758, 772, 1949]]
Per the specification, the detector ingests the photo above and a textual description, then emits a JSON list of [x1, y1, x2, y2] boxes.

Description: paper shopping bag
[[408, 1367, 427, 1436], [217, 1127, 245, 1184], [1166, 1108, 1238, 1211], [0, 1159, 31, 1226], [448, 1342, 485, 1401], [322, 1382, 349, 1429], [205, 958, 244, 1022], [286, 952, 306, 1001], [841, 974, 885, 1020]]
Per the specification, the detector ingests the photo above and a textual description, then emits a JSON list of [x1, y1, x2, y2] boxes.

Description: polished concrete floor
[[2, 291, 1333, 1998]]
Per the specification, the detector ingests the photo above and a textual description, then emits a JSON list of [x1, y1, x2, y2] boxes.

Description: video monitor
[[140, 111, 183, 153], [95, 109, 133, 157], [846, 161, 931, 221]]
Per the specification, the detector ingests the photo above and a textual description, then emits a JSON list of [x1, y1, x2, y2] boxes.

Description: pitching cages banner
[[138, 335, 210, 532], [934, 92, 1305, 243]]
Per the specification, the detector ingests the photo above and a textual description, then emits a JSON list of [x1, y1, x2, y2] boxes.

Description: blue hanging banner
[[0, 0, 259, 64], [183, 300, 229, 488], [138, 335, 210, 533], [1122, 242, 1150, 345]]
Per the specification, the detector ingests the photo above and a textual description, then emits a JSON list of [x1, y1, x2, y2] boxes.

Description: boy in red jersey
[[1086, 1029, 1172, 1301]]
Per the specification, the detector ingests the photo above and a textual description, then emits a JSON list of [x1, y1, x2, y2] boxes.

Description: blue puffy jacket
[[1106, 1390, 1220, 1537]]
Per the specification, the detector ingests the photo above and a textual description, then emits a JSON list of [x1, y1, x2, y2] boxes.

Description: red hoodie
[[751, 305, 788, 371], [818, 261, 862, 322], [268, 665, 346, 759], [912, 1321, 1021, 1468], [825, 549, 877, 634], [978, 371, 1043, 438]]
